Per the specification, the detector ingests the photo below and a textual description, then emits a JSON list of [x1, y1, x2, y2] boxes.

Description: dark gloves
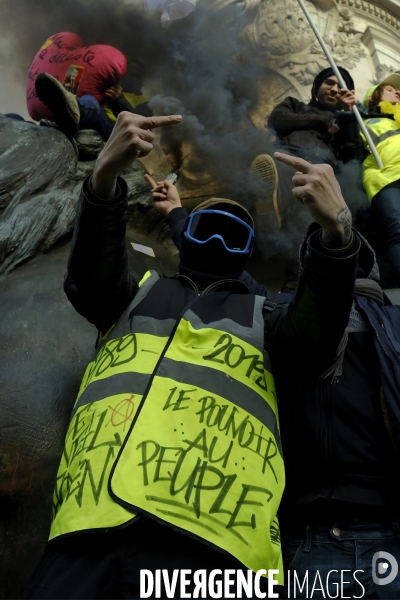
[[334, 110, 357, 128]]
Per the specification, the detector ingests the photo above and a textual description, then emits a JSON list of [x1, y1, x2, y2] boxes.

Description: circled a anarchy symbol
[[106, 395, 135, 431]]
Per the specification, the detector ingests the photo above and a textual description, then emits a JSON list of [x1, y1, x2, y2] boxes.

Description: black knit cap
[[311, 66, 355, 100]]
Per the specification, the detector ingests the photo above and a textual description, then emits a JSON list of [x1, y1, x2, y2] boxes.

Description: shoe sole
[[35, 74, 79, 136], [250, 154, 281, 229]]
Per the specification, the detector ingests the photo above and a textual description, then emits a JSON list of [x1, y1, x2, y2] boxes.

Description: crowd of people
[[11, 54, 400, 599]]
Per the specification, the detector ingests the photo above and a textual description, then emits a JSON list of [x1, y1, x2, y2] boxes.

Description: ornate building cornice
[[337, 0, 400, 32]]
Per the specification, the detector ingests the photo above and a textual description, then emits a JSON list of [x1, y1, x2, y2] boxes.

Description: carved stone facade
[[210, 0, 400, 122], [145, 0, 400, 203]]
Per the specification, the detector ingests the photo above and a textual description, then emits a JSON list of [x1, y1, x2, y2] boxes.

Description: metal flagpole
[[297, 0, 384, 168]]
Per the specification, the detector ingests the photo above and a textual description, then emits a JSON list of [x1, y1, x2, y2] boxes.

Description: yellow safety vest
[[362, 117, 400, 201], [102, 92, 149, 122], [50, 271, 285, 582]]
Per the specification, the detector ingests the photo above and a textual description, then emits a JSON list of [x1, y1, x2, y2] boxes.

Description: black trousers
[[372, 179, 400, 285], [23, 516, 270, 599]]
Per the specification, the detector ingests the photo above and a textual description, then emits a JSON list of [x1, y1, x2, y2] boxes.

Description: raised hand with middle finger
[[92, 112, 182, 199], [274, 151, 352, 248]]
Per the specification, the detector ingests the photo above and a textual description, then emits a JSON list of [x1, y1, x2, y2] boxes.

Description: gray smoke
[[0, 0, 268, 192], [0, 0, 272, 203], [0, 0, 170, 83], [0, 0, 371, 267]]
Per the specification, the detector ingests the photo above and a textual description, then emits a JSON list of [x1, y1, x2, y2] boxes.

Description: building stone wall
[[146, 0, 400, 203], [208, 0, 400, 126]]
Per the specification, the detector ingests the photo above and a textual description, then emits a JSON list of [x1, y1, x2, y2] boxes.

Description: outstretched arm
[[267, 152, 361, 381], [65, 112, 182, 332], [277, 152, 353, 248]]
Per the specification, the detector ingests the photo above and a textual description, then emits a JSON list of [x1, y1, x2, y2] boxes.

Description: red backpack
[[27, 32, 127, 121]]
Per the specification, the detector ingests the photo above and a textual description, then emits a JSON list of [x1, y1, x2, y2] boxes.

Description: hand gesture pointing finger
[[92, 112, 182, 198], [144, 174, 182, 216], [274, 152, 352, 248]]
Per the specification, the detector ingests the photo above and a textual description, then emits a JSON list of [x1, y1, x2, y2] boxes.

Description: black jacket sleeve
[[165, 206, 189, 251], [64, 176, 137, 333], [332, 108, 365, 162], [268, 97, 334, 137], [266, 224, 363, 383], [107, 95, 153, 119]]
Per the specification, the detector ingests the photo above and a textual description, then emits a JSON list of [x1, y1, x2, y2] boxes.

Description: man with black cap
[[268, 66, 358, 168], [249, 67, 362, 278], [24, 111, 362, 599]]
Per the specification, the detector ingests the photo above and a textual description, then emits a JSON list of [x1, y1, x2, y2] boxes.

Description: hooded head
[[179, 198, 255, 283], [363, 72, 400, 109], [311, 66, 355, 107], [121, 59, 146, 94]]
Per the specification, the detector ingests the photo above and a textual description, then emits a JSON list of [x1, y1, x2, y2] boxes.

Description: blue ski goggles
[[184, 209, 254, 254]]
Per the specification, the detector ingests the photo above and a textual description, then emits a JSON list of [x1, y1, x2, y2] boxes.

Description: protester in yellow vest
[[23, 111, 363, 599], [362, 73, 400, 285]]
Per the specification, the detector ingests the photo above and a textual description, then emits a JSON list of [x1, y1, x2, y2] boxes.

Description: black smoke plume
[[0, 0, 370, 265]]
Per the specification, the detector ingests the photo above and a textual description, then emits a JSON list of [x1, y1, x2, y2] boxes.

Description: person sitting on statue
[[34, 60, 152, 142], [23, 111, 362, 599], [362, 72, 400, 287]]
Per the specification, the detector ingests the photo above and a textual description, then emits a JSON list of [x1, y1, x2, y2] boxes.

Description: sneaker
[[35, 73, 80, 136], [249, 154, 281, 231]]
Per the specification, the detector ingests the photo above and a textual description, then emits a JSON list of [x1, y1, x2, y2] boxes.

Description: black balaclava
[[179, 200, 254, 288], [311, 66, 355, 102]]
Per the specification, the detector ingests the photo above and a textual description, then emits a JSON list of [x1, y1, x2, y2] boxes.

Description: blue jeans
[[283, 520, 400, 598], [77, 95, 115, 141], [371, 180, 400, 285]]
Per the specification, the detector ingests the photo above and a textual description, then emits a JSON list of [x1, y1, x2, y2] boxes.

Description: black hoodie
[[275, 233, 399, 522], [268, 67, 362, 168]]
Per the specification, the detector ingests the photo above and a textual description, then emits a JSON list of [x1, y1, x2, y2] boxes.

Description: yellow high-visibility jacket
[[102, 92, 149, 122], [50, 270, 285, 583], [362, 115, 400, 201]]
